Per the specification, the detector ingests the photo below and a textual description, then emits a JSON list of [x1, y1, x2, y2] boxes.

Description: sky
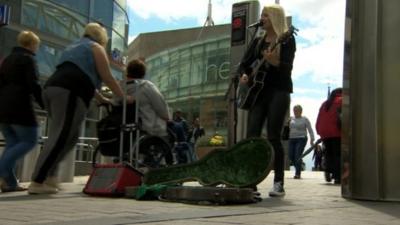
[[126, 0, 346, 170]]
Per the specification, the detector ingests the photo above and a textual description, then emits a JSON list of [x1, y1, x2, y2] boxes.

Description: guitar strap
[[254, 34, 273, 62], [255, 35, 265, 58]]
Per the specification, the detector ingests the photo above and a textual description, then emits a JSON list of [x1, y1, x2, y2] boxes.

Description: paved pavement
[[1, 171, 399, 225]]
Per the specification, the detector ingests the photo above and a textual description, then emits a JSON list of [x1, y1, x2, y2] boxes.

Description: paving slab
[[1, 171, 399, 225]]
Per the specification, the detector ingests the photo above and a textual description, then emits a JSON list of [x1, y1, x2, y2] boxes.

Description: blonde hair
[[83, 22, 109, 47], [262, 4, 288, 38], [17, 30, 40, 49], [293, 104, 303, 111]]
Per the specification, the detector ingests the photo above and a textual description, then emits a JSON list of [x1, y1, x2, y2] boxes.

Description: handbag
[[282, 125, 290, 140], [282, 117, 291, 140]]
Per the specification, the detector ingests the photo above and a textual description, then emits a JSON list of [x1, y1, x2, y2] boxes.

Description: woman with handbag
[[288, 105, 315, 179]]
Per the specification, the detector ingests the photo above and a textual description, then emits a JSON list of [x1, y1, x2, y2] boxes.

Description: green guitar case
[[160, 186, 260, 205], [143, 138, 274, 188]]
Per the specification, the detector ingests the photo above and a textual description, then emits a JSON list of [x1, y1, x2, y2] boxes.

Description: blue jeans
[[288, 137, 308, 176], [175, 142, 191, 164], [0, 124, 38, 188]]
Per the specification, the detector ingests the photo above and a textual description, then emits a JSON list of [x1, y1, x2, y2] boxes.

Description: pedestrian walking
[[0, 30, 43, 192]]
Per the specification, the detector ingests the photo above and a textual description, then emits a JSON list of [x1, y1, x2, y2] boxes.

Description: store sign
[[0, 5, 11, 26], [111, 48, 125, 65], [206, 61, 231, 81]]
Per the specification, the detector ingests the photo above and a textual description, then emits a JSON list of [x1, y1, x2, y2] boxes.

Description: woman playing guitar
[[239, 4, 296, 197]]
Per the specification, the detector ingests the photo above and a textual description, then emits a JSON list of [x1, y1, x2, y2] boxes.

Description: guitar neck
[[250, 41, 280, 78]]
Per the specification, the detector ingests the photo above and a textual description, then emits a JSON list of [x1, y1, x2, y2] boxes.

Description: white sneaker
[[44, 177, 61, 190], [269, 182, 285, 197], [28, 182, 58, 194]]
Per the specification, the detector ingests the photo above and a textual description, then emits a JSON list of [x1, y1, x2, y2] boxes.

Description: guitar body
[[237, 26, 297, 111], [143, 138, 274, 188], [237, 70, 266, 110]]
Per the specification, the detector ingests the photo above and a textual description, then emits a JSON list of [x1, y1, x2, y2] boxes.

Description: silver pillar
[[342, 0, 400, 201], [227, 0, 260, 147]]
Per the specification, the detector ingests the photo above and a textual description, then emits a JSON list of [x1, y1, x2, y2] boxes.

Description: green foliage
[[196, 133, 226, 147]]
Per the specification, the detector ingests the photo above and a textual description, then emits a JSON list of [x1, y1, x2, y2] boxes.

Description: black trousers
[[323, 137, 341, 180], [247, 88, 290, 185]]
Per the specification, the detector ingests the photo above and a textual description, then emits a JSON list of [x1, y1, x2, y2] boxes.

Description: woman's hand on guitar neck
[[240, 74, 249, 84]]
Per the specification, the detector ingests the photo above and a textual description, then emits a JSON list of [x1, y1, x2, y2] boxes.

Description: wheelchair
[[93, 103, 174, 169]]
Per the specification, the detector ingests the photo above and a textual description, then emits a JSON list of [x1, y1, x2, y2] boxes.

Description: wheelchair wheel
[[136, 135, 173, 168]]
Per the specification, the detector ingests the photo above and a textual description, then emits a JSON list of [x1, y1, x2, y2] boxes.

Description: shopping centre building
[[128, 24, 232, 141]]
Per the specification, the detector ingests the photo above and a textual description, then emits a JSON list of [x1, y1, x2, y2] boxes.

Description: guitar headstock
[[277, 25, 298, 44]]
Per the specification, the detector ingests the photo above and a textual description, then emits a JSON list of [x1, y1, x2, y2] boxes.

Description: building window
[[48, 0, 89, 16], [91, 0, 113, 28], [145, 37, 231, 137], [22, 0, 86, 41], [115, 0, 127, 9], [111, 31, 125, 53], [36, 44, 62, 77], [113, 2, 127, 38], [110, 67, 123, 80]]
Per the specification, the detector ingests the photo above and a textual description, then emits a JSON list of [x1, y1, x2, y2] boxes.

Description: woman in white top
[[288, 105, 314, 179]]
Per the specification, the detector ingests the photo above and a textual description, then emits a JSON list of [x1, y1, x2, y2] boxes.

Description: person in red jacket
[[316, 88, 342, 184]]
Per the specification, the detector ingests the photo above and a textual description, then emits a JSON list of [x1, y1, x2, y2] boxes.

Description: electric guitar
[[237, 26, 297, 110]]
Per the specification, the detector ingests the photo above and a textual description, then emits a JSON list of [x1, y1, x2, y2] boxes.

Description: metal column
[[342, 0, 400, 201], [227, 0, 260, 147]]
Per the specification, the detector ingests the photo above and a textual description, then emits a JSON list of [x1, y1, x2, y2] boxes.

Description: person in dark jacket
[[239, 4, 296, 197], [187, 117, 205, 160], [0, 30, 43, 192], [316, 88, 342, 184], [188, 118, 205, 145], [172, 110, 192, 164]]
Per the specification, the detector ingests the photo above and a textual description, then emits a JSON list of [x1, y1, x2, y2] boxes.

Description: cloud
[[293, 36, 344, 86], [128, 0, 263, 25], [127, 0, 223, 25], [283, 0, 346, 87], [128, 34, 137, 44], [293, 87, 326, 96], [128, 0, 346, 87]]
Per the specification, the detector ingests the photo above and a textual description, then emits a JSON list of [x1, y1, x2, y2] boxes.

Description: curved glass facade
[[22, 0, 87, 42], [17, 0, 128, 80], [147, 36, 231, 137]]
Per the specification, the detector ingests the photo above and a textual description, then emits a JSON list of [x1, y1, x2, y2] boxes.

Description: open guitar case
[[83, 79, 143, 197], [126, 137, 274, 204]]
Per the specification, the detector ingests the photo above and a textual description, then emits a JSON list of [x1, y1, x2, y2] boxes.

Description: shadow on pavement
[[0, 191, 86, 202], [348, 198, 400, 219], [251, 198, 296, 208]]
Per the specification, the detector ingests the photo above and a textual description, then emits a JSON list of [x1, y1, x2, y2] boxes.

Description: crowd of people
[[0, 3, 342, 198]]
